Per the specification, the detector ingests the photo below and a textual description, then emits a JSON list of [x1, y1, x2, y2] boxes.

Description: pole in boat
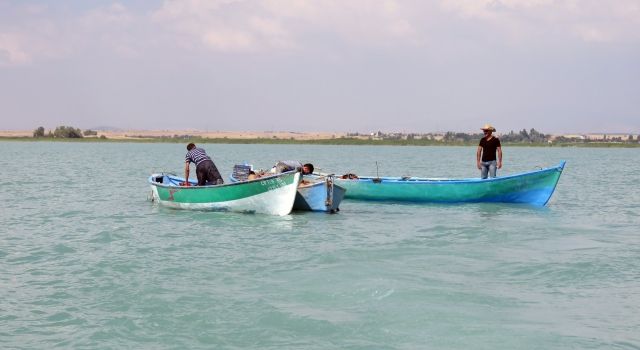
[[373, 161, 382, 183]]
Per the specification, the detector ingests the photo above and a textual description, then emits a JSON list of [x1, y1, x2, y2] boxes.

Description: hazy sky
[[1, 0, 639, 133]]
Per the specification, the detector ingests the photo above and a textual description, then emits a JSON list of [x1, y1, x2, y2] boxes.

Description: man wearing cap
[[184, 143, 224, 186], [476, 124, 502, 179]]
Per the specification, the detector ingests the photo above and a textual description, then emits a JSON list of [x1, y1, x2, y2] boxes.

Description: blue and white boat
[[294, 175, 346, 213], [230, 164, 346, 213]]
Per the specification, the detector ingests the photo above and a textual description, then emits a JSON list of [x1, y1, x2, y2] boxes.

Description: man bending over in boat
[[184, 143, 224, 186], [302, 163, 314, 175], [300, 163, 314, 185], [476, 124, 502, 179], [271, 161, 314, 184]]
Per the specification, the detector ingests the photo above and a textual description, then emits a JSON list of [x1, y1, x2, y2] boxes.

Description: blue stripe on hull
[[462, 186, 558, 206]]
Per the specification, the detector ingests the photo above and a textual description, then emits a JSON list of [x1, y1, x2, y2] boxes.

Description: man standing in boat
[[476, 124, 502, 179], [184, 143, 224, 186]]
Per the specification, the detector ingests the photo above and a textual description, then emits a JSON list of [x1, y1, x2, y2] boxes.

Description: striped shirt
[[185, 147, 211, 166]]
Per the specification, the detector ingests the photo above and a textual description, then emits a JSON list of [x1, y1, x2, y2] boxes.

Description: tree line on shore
[[33, 126, 105, 139], [26, 125, 638, 145], [351, 128, 638, 144], [441, 128, 549, 143]]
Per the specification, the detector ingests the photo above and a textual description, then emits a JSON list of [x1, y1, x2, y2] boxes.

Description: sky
[[1, 0, 639, 134]]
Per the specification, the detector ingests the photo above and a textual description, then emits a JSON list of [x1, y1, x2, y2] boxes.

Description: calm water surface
[[1, 142, 639, 349]]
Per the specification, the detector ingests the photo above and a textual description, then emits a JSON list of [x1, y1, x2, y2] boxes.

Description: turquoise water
[[1, 142, 639, 349]]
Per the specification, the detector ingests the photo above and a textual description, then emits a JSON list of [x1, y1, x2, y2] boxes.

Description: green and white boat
[[148, 171, 300, 216]]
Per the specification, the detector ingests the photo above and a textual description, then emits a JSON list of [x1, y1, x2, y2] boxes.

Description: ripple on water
[[1, 143, 639, 349]]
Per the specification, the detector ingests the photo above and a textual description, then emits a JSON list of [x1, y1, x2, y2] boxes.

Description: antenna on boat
[[373, 161, 382, 183]]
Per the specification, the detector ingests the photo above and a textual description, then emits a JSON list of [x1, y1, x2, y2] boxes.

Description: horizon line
[[2, 128, 639, 136]]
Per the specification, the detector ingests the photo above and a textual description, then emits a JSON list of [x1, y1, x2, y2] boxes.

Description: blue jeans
[[480, 160, 497, 179]]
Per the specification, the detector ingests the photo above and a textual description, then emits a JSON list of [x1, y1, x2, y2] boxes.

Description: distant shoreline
[[0, 129, 345, 140], [2, 129, 638, 140], [1, 135, 638, 148]]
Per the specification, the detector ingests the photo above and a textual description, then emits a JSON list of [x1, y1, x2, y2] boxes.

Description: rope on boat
[[325, 175, 334, 208]]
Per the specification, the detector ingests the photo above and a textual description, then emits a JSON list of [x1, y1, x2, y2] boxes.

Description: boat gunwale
[[228, 173, 346, 191], [149, 170, 299, 190], [298, 182, 346, 191], [334, 161, 566, 184]]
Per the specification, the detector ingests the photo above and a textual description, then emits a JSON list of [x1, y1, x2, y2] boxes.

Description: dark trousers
[[196, 160, 224, 186]]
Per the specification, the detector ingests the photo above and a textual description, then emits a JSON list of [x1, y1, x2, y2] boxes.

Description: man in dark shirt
[[476, 124, 502, 179], [184, 143, 224, 186]]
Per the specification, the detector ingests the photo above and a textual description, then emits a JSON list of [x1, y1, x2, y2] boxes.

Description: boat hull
[[149, 171, 300, 216], [294, 178, 346, 212], [229, 168, 346, 213], [335, 161, 565, 206]]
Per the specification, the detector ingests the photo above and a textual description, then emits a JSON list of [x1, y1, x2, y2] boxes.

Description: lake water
[[1, 141, 639, 349]]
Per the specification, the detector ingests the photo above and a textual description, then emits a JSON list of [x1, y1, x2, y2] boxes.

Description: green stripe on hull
[[154, 172, 297, 203]]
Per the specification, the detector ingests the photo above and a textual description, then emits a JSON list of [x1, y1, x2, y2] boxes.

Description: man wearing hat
[[476, 124, 502, 179]]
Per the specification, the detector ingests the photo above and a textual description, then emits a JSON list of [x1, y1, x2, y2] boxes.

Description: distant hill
[[89, 126, 124, 132]]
